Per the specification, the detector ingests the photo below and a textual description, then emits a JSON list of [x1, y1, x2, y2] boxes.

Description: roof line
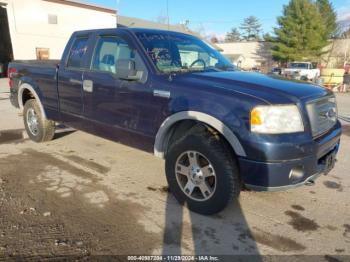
[[43, 0, 116, 14]]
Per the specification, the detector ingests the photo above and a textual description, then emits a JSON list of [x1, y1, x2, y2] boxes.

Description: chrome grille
[[306, 96, 337, 137]]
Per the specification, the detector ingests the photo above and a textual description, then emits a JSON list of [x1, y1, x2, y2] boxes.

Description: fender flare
[[154, 111, 246, 158], [18, 83, 47, 119]]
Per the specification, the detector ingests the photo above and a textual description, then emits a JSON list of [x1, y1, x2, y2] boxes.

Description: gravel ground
[[0, 78, 349, 260]]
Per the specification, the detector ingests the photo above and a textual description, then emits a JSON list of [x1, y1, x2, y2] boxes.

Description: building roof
[[44, 0, 117, 14], [118, 15, 190, 34], [118, 15, 223, 51]]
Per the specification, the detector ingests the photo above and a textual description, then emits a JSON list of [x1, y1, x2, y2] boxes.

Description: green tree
[[225, 27, 241, 42], [263, 33, 272, 41], [240, 16, 262, 41], [316, 0, 337, 38], [270, 0, 328, 62]]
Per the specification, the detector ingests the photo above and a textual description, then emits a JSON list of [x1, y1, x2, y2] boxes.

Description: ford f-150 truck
[[8, 28, 342, 214]]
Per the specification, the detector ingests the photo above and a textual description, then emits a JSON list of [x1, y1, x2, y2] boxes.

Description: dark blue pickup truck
[[8, 28, 342, 214]]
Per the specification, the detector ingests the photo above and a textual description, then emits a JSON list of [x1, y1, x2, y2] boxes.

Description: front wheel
[[23, 99, 55, 143], [165, 127, 241, 215]]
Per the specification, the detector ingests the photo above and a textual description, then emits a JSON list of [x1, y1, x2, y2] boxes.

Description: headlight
[[250, 105, 304, 134]]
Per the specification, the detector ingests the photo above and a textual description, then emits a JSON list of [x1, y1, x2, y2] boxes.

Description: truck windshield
[[135, 31, 235, 73], [289, 63, 309, 69]]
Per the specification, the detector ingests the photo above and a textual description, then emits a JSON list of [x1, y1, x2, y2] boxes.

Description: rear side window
[[92, 36, 134, 74], [67, 37, 88, 68]]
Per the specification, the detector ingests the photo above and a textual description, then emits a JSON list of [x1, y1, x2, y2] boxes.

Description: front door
[[82, 34, 157, 150]]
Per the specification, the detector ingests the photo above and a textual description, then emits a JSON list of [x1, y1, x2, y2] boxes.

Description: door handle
[[83, 80, 93, 93], [153, 90, 170, 98], [69, 78, 82, 85]]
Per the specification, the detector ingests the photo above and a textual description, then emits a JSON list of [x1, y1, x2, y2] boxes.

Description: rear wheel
[[165, 126, 241, 215], [23, 99, 55, 142]]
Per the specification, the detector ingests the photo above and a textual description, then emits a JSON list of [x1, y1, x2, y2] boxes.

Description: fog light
[[289, 166, 305, 183]]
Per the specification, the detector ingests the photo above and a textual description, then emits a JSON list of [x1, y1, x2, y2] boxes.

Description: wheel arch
[[18, 83, 47, 119], [154, 111, 246, 159]]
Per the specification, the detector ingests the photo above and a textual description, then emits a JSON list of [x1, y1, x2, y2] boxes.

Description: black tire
[[23, 99, 55, 143], [165, 126, 240, 215]]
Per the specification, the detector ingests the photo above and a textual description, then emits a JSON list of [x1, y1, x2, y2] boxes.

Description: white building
[[322, 39, 350, 68], [217, 41, 274, 72], [0, 0, 117, 64], [218, 39, 350, 71]]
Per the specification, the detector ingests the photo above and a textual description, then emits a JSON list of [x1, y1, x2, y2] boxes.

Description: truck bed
[[9, 60, 60, 109], [11, 60, 60, 68]]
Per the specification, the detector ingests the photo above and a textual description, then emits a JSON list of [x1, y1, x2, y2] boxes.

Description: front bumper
[[239, 121, 342, 191]]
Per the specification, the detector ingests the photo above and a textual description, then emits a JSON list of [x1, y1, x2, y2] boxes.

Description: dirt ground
[[0, 79, 350, 260]]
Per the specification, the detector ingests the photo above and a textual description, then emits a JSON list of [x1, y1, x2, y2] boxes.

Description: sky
[[83, 0, 350, 38]]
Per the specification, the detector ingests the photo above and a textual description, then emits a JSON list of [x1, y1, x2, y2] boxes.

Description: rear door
[[57, 35, 92, 120]]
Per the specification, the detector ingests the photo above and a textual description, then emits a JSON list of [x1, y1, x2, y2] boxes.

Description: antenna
[[165, 0, 173, 81], [166, 0, 170, 31], [116, 0, 121, 28]]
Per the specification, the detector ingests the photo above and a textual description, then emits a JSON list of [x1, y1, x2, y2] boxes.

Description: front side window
[[135, 32, 235, 73], [92, 36, 134, 74], [67, 37, 88, 68]]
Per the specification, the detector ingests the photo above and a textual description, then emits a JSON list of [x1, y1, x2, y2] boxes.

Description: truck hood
[[180, 71, 330, 104]]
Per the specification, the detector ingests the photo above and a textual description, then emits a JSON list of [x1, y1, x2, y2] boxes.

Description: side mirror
[[115, 59, 143, 81]]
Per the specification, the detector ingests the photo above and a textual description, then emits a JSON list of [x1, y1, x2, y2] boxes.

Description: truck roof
[[72, 27, 195, 37]]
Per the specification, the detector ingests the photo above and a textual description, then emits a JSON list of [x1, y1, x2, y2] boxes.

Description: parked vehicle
[[283, 62, 320, 81], [270, 67, 282, 75], [8, 28, 342, 214], [250, 67, 261, 73]]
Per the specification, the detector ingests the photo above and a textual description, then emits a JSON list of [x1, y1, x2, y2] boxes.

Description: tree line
[[223, 0, 339, 62], [225, 16, 262, 42]]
